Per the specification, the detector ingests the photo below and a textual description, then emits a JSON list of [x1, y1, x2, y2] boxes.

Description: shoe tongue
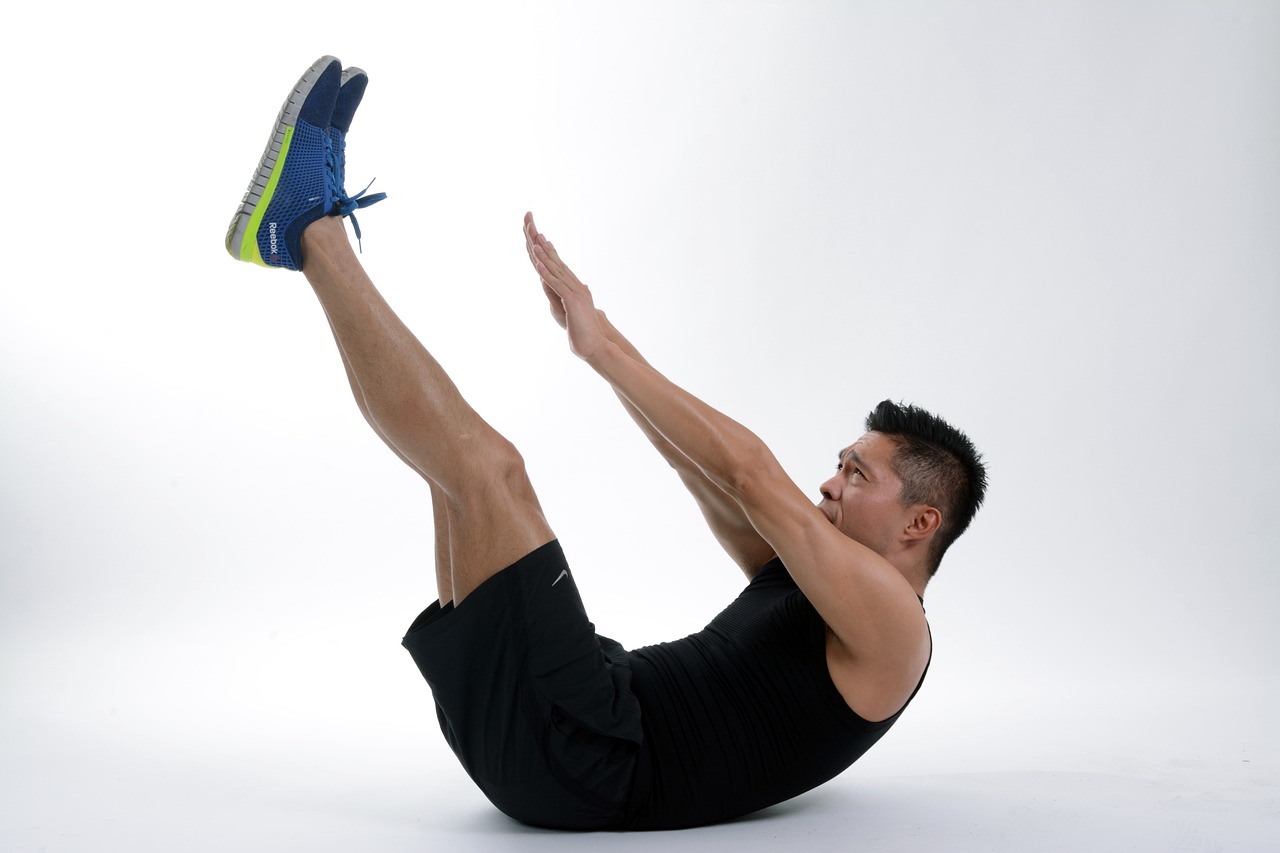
[[331, 73, 368, 134]]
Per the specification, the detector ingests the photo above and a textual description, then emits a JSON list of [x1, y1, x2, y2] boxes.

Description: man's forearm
[[597, 313, 694, 470], [586, 337, 768, 500], [598, 312, 777, 573]]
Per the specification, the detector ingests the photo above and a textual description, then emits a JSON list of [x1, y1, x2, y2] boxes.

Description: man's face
[[818, 431, 909, 555]]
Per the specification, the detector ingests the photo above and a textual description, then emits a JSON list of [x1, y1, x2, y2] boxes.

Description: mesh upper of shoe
[[256, 119, 332, 271]]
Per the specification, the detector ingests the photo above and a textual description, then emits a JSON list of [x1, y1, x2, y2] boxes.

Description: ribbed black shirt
[[622, 558, 927, 829]]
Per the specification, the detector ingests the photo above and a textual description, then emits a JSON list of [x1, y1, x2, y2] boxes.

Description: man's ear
[[903, 506, 941, 542]]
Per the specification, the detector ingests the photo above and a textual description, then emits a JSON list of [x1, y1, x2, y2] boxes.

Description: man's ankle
[[300, 215, 348, 263]]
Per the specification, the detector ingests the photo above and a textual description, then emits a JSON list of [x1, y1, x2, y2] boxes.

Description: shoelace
[[324, 133, 387, 250]]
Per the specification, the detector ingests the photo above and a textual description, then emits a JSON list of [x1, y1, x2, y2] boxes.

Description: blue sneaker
[[225, 57, 384, 271]]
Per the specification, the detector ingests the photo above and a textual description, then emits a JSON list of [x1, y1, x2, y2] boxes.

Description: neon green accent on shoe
[[238, 126, 297, 266]]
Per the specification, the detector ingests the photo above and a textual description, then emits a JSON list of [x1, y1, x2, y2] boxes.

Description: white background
[[2, 1, 1277, 850]]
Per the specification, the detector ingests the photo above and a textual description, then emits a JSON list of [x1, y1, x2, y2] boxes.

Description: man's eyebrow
[[840, 447, 875, 477]]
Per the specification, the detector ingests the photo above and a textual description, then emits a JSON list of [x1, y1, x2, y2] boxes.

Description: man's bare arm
[[524, 213, 929, 713], [522, 215, 772, 574], [597, 311, 776, 576]]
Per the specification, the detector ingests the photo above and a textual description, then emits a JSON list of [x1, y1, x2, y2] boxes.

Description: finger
[[534, 253, 578, 303], [525, 213, 545, 251], [525, 214, 583, 288], [523, 215, 541, 268], [524, 213, 550, 270], [537, 261, 586, 314], [534, 254, 567, 295], [532, 246, 559, 280], [543, 241, 578, 285], [533, 242, 577, 288], [524, 212, 538, 245]]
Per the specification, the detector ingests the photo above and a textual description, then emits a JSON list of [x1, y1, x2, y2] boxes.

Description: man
[[227, 57, 987, 831]]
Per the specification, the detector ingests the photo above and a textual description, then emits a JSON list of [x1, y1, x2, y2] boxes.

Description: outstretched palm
[[523, 212, 609, 361]]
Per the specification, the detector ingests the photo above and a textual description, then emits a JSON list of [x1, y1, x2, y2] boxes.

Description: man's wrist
[[585, 338, 626, 378]]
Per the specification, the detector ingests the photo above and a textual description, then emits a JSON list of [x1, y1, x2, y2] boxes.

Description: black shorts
[[402, 540, 643, 830]]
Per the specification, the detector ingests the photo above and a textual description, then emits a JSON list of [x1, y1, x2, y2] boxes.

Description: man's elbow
[[721, 441, 783, 503]]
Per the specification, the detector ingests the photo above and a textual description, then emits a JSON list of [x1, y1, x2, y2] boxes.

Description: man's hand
[[523, 212, 610, 362]]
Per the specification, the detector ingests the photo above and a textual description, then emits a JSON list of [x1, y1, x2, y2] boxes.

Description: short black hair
[[864, 400, 988, 576]]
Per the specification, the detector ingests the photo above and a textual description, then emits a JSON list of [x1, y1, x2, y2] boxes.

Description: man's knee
[[493, 440, 538, 502], [453, 435, 537, 501], [443, 436, 553, 602]]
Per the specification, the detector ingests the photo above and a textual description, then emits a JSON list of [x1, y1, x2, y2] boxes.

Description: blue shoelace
[[325, 131, 387, 249]]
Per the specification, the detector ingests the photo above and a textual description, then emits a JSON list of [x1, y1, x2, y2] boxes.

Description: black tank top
[[622, 558, 928, 830]]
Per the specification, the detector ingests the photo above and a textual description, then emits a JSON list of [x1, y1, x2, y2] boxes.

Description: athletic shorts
[[402, 540, 644, 830]]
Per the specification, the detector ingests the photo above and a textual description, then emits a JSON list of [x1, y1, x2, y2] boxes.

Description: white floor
[[6, 674, 1275, 852]]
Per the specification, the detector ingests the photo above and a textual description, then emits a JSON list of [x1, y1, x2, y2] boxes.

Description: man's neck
[[890, 558, 930, 600]]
